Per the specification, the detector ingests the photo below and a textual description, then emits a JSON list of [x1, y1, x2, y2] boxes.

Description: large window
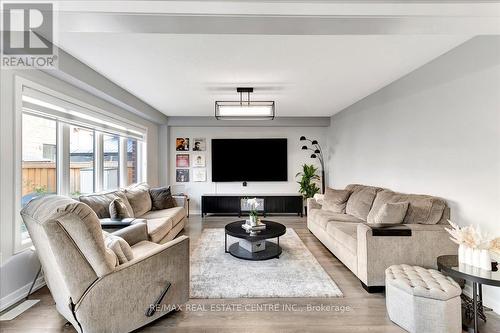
[[70, 126, 95, 196], [127, 138, 138, 185], [103, 134, 119, 190], [22, 113, 58, 206]]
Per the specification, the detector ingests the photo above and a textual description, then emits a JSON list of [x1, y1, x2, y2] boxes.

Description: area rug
[[190, 228, 343, 298]]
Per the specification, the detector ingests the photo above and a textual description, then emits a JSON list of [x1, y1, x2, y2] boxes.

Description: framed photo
[[192, 138, 206, 151], [176, 154, 190, 167], [192, 153, 205, 167], [176, 138, 190, 151], [192, 168, 206, 182], [176, 169, 189, 182]]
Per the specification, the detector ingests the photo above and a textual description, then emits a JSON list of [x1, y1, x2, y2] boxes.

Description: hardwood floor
[[1, 215, 499, 333]]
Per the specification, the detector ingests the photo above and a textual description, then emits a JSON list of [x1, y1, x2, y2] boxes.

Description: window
[[22, 113, 57, 240], [17, 83, 147, 249], [103, 134, 119, 191], [127, 138, 138, 185], [70, 126, 95, 196]]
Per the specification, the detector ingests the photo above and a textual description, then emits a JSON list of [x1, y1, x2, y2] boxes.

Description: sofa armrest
[[307, 197, 322, 216], [111, 222, 148, 246], [74, 236, 189, 332], [356, 223, 457, 287]]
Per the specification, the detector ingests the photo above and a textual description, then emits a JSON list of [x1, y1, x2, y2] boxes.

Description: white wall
[[327, 36, 500, 312], [169, 126, 326, 214]]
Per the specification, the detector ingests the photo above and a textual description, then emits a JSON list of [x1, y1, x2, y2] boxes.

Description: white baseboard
[[0, 276, 45, 312]]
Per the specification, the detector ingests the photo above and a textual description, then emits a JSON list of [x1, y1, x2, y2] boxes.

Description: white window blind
[[22, 86, 146, 141]]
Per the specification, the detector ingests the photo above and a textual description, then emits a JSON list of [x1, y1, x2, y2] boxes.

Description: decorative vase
[[472, 248, 481, 268], [464, 246, 473, 265], [458, 244, 466, 264], [249, 215, 257, 226], [479, 250, 492, 271]]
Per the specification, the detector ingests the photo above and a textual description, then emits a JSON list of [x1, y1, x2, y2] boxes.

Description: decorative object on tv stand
[[215, 87, 275, 120], [445, 220, 497, 271], [300, 136, 325, 193]]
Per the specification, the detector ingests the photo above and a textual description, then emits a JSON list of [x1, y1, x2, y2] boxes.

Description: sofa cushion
[[125, 183, 152, 217], [109, 198, 134, 220], [368, 189, 447, 225], [145, 217, 173, 243], [80, 190, 132, 219], [102, 231, 134, 265], [130, 240, 162, 259], [150, 186, 176, 210], [309, 209, 363, 229], [322, 188, 351, 213], [345, 184, 382, 221], [367, 202, 409, 224], [139, 207, 186, 227], [326, 222, 358, 254]]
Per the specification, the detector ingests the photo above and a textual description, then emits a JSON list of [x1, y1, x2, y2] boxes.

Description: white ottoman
[[385, 264, 462, 333]]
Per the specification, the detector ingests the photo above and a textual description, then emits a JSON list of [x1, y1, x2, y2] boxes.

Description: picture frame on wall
[[176, 138, 190, 151], [192, 138, 206, 151], [176, 154, 190, 167], [192, 153, 205, 167], [176, 169, 189, 182], [193, 168, 206, 182]]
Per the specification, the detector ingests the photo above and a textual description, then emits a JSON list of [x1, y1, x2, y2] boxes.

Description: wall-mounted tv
[[212, 138, 288, 182]]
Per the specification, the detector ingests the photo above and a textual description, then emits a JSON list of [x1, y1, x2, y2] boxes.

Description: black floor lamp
[[300, 136, 325, 194]]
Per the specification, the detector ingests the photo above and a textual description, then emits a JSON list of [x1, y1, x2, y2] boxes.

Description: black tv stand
[[201, 194, 303, 217]]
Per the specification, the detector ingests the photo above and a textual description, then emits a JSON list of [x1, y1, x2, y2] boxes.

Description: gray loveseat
[[307, 184, 457, 291], [79, 183, 188, 244]]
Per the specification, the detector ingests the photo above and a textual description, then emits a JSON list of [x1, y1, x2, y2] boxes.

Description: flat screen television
[[212, 138, 288, 182]]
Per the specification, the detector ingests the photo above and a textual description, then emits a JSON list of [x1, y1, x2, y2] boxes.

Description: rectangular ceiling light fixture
[[215, 87, 275, 120]]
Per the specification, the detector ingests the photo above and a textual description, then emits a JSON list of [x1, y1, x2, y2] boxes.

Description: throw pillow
[[368, 202, 409, 224], [102, 231, 134, 265], [321, 188, 352, 213], [150, 186, 176, 210], [125, 182, 152, 216], [109, 198, 134, 220]]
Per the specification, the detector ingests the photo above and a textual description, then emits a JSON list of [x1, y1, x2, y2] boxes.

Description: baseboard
[[0, 276, 45, 312]]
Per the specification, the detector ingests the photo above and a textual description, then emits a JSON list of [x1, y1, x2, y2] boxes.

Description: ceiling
[[58, 33, 469, 117], [51, 1, 499, 117]]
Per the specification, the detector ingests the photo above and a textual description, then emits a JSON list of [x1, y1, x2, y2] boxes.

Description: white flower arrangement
[[445, 220, 491, 249], [246, 198, 260, 220]]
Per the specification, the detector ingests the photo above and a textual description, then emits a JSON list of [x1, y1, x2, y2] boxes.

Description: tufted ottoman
[[385, 264, 462, 333]]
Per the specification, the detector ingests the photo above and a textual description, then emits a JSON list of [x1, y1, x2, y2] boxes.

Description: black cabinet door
[[265, 196, 302, 214], [202, 196, 240, 214]]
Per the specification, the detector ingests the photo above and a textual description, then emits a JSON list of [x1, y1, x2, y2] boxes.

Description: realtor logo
[[1, 2, 58, 68]]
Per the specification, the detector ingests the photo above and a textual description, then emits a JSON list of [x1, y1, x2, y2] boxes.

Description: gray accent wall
[[326, 36, 500, 313]]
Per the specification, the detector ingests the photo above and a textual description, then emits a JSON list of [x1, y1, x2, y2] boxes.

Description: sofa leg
[[360, 281, 385, 293]]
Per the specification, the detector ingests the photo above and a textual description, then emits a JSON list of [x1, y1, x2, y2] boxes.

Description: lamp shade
[[311, 140, 318, 145], [314, 149, 320, 153], [311, 154, 317, 158], [301, 146, 308, 150], [300, 136, 306, 141], [215, 101, 275, 120]]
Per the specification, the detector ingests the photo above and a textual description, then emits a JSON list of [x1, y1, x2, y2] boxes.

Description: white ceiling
[[58, 33, 470, 116]]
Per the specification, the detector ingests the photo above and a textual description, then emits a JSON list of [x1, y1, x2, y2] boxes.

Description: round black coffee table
[[224, 220, 286, 261], [437, 255, 500, 333]]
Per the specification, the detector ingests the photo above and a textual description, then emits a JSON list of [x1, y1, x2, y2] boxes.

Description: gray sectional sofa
[[79, 183, 188, 244], [307, 184, 457, 291]]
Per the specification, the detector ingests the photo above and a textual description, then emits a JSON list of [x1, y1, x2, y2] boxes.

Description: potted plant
[[246, 198, 260, 226], [296, 164, 320, 215]]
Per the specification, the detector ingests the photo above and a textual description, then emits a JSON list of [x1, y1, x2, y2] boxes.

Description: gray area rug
[[190, 228, 343, 298]]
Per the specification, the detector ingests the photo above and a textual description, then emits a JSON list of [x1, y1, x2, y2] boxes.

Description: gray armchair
[[21, 195, 189, 333]]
